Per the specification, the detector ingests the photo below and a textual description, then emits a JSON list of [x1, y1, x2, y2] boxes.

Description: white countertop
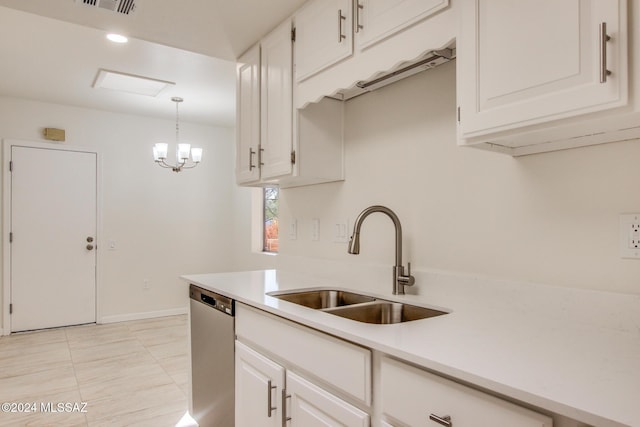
[[181, 269, 640, 427]]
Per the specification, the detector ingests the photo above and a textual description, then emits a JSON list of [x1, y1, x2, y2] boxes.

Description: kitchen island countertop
[[182, 269, 640, 427]]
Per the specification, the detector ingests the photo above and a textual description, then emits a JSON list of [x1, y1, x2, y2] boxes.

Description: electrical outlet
[[620, 214, 640, 259], [143, 279, 150, 290]]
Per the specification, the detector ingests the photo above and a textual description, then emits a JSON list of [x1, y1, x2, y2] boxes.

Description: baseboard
[[99, 306, 188, 324], [0, 327, 4, 336]]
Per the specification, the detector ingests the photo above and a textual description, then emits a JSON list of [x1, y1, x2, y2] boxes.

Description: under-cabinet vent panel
[[77, 0, 137, 16], [334, 47, 455, 101]]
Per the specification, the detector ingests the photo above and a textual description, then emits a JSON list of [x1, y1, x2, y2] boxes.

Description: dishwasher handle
[[200, 293, 216, 306], [189, 284, 235, 316]]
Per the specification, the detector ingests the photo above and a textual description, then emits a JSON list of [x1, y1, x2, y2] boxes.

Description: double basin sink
[[267, 289, 447, 324]]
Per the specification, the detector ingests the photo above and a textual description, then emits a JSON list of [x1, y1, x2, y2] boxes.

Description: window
[[263, 187, 279, 253]]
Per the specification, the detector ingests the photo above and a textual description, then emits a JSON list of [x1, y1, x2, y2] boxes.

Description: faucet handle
[[402, 262, 415, 287]]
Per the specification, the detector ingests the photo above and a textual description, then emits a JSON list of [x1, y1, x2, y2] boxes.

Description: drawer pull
[[429, 413, 452, 426], [338, 9, 346, 43], [249, 147, 256, 171], [282, 388, 292, 426], [599, 22, 612, 83], [355, 1, 363, 33], [267, 380, 277, 417]]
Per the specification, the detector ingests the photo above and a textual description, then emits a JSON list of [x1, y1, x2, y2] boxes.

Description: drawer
[[381, 357, 552, 427], [236, 303, 371, 406]]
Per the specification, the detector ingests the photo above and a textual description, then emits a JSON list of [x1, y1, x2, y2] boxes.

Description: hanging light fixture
[[153, 97, 202, 172]]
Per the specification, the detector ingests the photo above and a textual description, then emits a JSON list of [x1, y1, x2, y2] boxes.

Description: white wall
[[3, 56, 638, 333], [0, 97, 239, 330], [272, 60, 640, 295]]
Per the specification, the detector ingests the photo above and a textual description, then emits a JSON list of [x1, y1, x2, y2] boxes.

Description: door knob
[[86, 244, 94, 251], [87, 237, 94, 242]]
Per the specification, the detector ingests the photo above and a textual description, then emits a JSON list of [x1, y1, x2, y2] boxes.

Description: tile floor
[[0, 315, 194, 427]]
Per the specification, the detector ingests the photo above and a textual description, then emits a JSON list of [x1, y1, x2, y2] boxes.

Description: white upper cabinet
[[236, 44, 261, 184], [355, 0, 449, 50], [294, 0, 354, 82], [261, 19, 294, 180], [457, 0, 633, 155], [294, 0, 454, 108], [235, 17, 344, 188], [459, 0, 626, 137]]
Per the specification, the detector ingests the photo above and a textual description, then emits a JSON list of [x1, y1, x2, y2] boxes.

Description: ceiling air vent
[[77, 0, 137, 16]]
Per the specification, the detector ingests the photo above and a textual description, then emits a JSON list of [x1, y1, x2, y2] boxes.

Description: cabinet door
[[236, 303, 371, 406], [261, 19, 294, 180], [295, 0, 353, 81], [458, 0, 627, 138], [381, 357, 552, 427], [235, 341, 285, 427], [287, 371, 369, 427], [236, 45, 261, 184], [355, 0, 448, 50]]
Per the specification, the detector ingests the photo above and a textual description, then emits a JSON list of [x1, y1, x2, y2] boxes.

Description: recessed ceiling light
[[93, 69, 175, 97], [106, 33, 128, 43]]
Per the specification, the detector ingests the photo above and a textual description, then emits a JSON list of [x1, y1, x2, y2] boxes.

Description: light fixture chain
[[175, 99, 180, 144]]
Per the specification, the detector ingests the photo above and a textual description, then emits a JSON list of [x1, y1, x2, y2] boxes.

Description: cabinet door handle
[[259, 147, 265, 166], [267, 380, 277, 417], [338, 9, 346, 42], [429, 414, 452, 427], [282, 388, 291, 426], [249, 147, 256, 171], [355, 1, 363, 33], [599, 22, 612, 83]]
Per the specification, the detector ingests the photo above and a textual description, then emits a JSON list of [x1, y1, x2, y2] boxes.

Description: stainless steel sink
[[268, 289, 375, 309], [267, 289, 447, 324], [325, 301, 446, 324]]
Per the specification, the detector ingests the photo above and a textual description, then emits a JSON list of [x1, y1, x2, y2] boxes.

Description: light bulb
[[191, 148, 203, 163]]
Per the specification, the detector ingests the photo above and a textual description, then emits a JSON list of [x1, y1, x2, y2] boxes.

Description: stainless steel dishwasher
[[189, 284, 235, 427]]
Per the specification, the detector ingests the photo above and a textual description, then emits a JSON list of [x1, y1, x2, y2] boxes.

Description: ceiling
[[0, 0, 305, 126]]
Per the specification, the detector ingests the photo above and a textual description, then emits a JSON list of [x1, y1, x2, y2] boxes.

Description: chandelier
[[153, 97, 202, 172]]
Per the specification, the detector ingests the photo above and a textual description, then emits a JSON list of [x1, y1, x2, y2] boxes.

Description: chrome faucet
[[347, 205, 415, 295]]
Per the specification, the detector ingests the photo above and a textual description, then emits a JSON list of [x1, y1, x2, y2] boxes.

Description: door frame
[[2, 139, 103, 335]]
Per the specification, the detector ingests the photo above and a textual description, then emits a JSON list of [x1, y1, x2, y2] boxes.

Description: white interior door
[[10, 146, 97, 332]]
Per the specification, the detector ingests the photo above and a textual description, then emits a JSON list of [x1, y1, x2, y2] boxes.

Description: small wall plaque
[[43, 128, 66, 142]]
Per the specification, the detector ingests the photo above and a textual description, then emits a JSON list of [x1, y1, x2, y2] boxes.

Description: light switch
[[289, 219, 298, 240], [311, 218, 320, 241], [333, 220, 349, 243]]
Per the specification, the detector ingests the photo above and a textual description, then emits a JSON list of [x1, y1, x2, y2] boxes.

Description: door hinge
[[291, 27, 296, 42], [457, 106, 461, 122], [9, 232, 13, 243], [9, 161, 13, 172], [9, 303, 12, 315], [291, 150, 296, 164]]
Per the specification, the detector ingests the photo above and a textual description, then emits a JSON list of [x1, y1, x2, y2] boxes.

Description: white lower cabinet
[[235, 303, 371, 426], [236, 303, 371, 406], [287, 371, 369, 427], [380, 357, 553, 427], [235, 341, 285, 427], [235, 303, 553, 427], [235, 343, 369, 427]]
